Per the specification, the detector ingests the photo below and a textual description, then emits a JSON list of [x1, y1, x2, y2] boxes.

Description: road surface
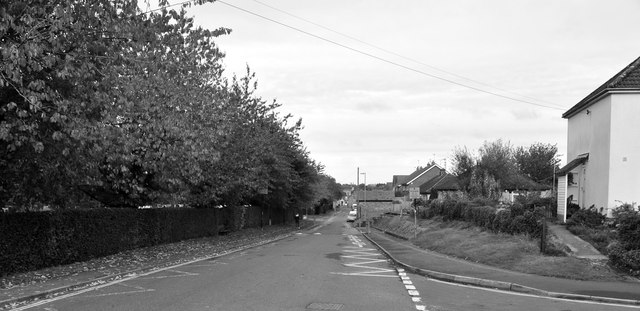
[[15, 210, 639, 310]]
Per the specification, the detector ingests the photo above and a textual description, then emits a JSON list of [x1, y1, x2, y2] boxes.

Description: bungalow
[[427, 174, 462, 200], [419, 173, 456, 199], [395, 164, 447, 199], [557, 56, 640, 222]]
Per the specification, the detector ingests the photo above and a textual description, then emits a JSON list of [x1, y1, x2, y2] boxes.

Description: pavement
[[363, 227, 640, 306], [548, 223, 608, 260]]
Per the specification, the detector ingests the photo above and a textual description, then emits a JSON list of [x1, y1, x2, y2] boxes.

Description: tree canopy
[[450, 139, 560, 198], [1, 0, 340, 211]]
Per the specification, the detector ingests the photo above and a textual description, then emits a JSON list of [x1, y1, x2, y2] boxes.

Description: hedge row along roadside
[[419, 199, 545, 238], [0, 206, 293, 277]]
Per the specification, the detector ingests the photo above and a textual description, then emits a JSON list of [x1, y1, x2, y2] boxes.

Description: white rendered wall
[[608, 93, 640, 214], [566, 96, 611, 211]]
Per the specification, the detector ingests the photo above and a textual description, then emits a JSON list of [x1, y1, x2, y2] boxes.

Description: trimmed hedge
[[0, 206, 280, 277], [420, 199, 544, 237]]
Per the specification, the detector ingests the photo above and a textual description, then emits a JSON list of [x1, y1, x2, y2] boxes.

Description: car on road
[[347, 210, 357, 222]]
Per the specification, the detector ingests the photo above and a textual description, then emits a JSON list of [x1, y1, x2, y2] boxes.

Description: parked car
[[347, 210, 357, 222]]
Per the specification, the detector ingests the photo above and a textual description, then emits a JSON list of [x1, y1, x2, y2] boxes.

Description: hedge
[[419, 199, 544, 237], [0, 205, 291, 277]]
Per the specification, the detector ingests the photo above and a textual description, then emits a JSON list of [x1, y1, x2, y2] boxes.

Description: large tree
[[1, 0, 333, 210], [514, 143, 560, 186]]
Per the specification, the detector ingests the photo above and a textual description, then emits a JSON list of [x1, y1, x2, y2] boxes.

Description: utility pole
[[360, 172, 368, 234]]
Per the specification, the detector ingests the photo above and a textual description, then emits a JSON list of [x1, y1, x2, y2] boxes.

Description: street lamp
[[360, 172, 369, 234]]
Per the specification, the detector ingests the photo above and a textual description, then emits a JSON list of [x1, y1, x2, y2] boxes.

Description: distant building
[[393, 164, 447, 200]]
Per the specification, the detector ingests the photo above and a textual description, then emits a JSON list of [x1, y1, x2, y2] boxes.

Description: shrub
[[509, 202, 526, 217], [567, 203, 580, 218], [422, 198, 543, 237], [566, 208, 605, 229], [612, 203, 640, 251], [608, 241, 640, 274], [621, 250, 640, 271], [492, 209, 512, 233], [470, 197, 498, 207]]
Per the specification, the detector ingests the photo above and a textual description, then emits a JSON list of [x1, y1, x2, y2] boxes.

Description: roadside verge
[[363, 229, 640, 307]]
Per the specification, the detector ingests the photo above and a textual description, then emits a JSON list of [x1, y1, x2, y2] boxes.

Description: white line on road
[[82, 282, 155, 298], [397, 268, 429, 311], [137, 269, 198, 280]]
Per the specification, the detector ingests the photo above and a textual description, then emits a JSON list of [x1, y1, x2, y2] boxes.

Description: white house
[[557, 56, 640, 222]]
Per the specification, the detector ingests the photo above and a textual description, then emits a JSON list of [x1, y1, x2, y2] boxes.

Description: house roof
[[419, 173, 458, 193], [431, 175, 460, 191], [355, 190, 394, 202], [392, 175, 409, 186], [563, 56, 640, 119], [402, 164, 444, 186], [502, 174, 550, 191], [556, 153, 589, 176]]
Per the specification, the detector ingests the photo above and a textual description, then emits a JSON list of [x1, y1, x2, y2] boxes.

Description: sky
[[181, 0, 640, 185]]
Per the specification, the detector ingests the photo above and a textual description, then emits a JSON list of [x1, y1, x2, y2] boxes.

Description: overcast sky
[[183, 0, 640, 185]]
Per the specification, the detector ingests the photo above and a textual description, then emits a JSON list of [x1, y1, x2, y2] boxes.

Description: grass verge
[[375, 215, 629, 281]]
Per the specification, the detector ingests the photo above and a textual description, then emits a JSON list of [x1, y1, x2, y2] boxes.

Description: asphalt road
[[15, 210, 640, 311]]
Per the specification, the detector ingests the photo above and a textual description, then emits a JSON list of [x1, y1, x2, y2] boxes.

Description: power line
[[216, 0, 564, 111], [248, 0, 562, 109]]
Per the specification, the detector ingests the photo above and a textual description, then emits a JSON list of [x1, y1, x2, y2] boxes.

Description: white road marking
[[348, 235, 366, 248], [188, 262, 228, 267], [398, 268, 429, 311], [332, 240, 396, 278], [137, 269, 198, 280], [82, 282, 155, 298]]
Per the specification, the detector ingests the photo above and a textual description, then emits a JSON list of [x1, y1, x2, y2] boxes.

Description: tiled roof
[[502, 174, 550, 191], [403, 164, 444, 185], [392, 175, 409, 186], [431, 175, 460, 191], [419, 174, 447, 194], [563, 56, 640, 119]]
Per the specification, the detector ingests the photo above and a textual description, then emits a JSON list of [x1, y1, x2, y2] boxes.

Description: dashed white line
[[397, 268, 429, 311]]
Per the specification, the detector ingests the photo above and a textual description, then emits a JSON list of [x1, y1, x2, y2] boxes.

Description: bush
[[612, 203, 640, 251], [492, 209, 512, 233], [608, 242, 640, 274], [509, 203, 525, 217], [422, 198, 543, 237], [567, 203, 580, 218], [566, 208, 605, 229], [621, 250, 640, 271]]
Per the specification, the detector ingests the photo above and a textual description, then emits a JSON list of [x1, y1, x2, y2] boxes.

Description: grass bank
[[374, 215, 629, 281]]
